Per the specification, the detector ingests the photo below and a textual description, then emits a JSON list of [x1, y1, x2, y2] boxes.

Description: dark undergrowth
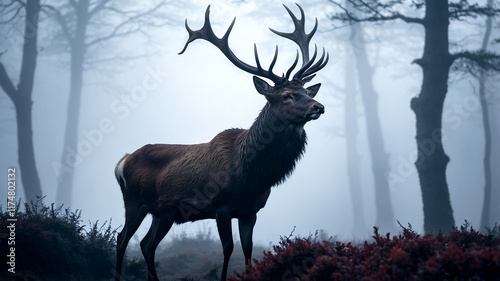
[[0, 198, 120, 281], [1, 199, 498, 281], [231, 222, 500, 281]]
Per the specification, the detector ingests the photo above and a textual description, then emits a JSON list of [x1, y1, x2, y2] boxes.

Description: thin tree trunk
[[411, 0, 455, 234], [479, 74, 492, 231], [56, 0, 89, 207], [479, 0, 494, 232], [348, 14, 394, 233], [56, 48, 85, 207], [489, 107, 500, 225], [0, 0, 43, 203], [15, 99, 42, 203], [344, 52, 366, 234]]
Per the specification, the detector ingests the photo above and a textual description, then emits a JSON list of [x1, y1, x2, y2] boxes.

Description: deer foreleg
[[238, 214, 256, 266], [216, 208, 234, 281]]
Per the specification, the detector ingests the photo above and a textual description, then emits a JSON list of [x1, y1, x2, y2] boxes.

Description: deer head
[[179, 4, 328, 125]]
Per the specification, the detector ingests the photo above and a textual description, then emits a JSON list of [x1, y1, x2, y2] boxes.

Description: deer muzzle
[[307, 103, 325, 120]]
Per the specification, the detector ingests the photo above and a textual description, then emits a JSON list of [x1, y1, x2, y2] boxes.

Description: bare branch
[[449, 0, 500, 21], [88, 0, 110, 18], [0, 61, 18, 102], [86, 25, 139, 47], [0, 0, 24, 24], [84, 52, 158, 70], [85, 0, 168, 47], [411, 0, 424, 10], [89, 4, 155, 20], [328, 0, 424, 25], [0, 0, 17, 9], [451, 50, 500, 74], [0, 0, 25, 9], [42, 4, 74, 43]]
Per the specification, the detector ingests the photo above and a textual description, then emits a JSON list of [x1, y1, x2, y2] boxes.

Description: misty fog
[[1, 0, 499, 247]]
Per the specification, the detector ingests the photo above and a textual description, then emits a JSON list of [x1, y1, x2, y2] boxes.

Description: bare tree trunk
[[479, 0, 494, 232], [344, 52, 366, 234], [489, 107, 500, 225], [479, 73, 492, 231], [345, 0, 394, 232], [0, 0, 43, 203], [15, 98, 42, 203], [52, 0, 167, 207], [411, 0, 455, 234], [332, 0, 498, 235], [56, 0, 89, 207]]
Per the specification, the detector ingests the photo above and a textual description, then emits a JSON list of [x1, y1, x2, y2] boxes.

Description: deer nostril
[[314, 104, 325, 114]]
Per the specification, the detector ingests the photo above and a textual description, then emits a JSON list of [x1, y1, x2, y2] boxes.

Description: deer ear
[[306, 83, 321, 98], [253, 76, 273, 97]]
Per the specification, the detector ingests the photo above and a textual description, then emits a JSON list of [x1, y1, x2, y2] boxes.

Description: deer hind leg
[[115, 204, 148, 281], [140, 210, 175, 281], [216, 208, 234, 281]]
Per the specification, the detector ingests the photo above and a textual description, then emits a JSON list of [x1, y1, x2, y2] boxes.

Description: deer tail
[[114, 154, 130, 194]]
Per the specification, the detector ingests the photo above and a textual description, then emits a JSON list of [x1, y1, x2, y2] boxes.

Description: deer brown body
[[115, 5, 328, 281]]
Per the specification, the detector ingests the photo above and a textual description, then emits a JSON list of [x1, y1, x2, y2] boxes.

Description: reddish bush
[[231, 224, 500, 281]]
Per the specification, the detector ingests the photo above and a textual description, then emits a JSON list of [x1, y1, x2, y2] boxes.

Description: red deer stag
[[114, 4, 328, 281]]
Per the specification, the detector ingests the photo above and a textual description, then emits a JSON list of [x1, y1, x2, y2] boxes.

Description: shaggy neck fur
[[239, 103, 307, 192]]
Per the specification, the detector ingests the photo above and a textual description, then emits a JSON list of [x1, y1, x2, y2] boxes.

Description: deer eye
[[282, 93, 293, 101]]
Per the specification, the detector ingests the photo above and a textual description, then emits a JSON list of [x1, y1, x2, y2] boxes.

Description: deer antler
[[179, 4, 327, 85], [179, 5, 297, 85], [270, 4, 329, 82]]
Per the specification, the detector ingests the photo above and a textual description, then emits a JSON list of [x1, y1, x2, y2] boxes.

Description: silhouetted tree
[[0, 0, 42, 202], [330, 0, 500, 234], [344, 46, 367, 234], [44, 0, 171, 207], [478, 0, 495, 232], [344, 0, 394, 232]]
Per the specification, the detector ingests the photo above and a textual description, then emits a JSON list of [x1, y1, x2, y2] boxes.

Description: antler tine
[[179, 5, 284, 85], [268, 46, 279, 75], [179, 5, 219, 55], [301, 48, 329, 79], [254, 44, 279, 74], [269, 4, 318, 65], [293, 44, 319, 80], [270, 3, 328, 82], [285, 51, 299, 80], [253, 44, 263, 70]]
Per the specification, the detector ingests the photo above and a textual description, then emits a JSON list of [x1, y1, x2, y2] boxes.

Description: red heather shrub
[[230, 224, 500, 281]]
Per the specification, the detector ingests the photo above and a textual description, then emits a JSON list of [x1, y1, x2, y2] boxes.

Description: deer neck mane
[[238, 103, 307, 189]]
